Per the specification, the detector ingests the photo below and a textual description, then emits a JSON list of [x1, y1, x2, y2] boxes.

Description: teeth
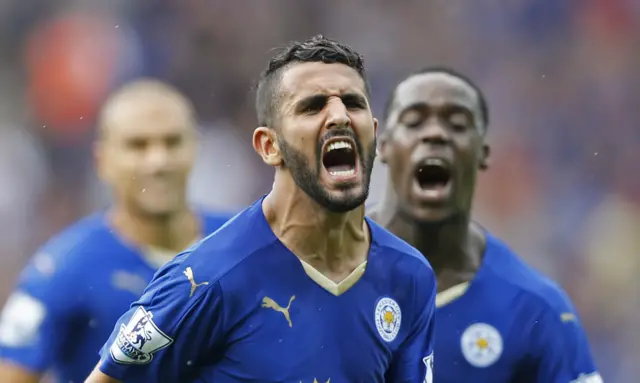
[[424, 158, 446, 167], [327, 140, 352, 152], [329, 169, 355, 177]]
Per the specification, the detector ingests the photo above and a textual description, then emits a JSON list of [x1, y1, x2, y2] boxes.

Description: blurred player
[[370, 67, 602, 382], [0, 80, 233, 383], [86, 35, 436, 383]]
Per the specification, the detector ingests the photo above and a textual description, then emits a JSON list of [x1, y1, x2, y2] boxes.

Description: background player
[[86, 35, 436, 383], [370, 68, 602, 382], [0, 80, 232, 383]]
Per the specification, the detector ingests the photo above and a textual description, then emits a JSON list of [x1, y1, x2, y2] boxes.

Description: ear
[[253, 127, 282, 166], [377, 128, 391, 164], [479, 143, 491, 171], [93, 141, 109, 181], [373, 117, 379, 137]]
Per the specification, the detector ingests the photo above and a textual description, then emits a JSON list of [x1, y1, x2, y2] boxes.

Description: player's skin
[[257, 61, 379, 283], [86, 61, 379, 383], [370, 72, 490, 293], [1, 80, 204, 383]]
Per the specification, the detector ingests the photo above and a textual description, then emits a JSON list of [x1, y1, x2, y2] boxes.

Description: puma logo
[[183, 267, 209, 297], [261, 295, 296, 327]]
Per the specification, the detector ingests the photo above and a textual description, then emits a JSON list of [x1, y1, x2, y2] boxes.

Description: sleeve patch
[[109, 306, 173, 365], [0, 292, 46, 347]]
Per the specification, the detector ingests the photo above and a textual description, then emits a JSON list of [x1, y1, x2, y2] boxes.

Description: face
[[254, 62, 378, 213], [380, 73, 489, 223], [96, 91, 197, 218]]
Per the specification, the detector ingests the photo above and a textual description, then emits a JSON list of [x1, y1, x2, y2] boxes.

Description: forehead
[[104, 94, 193, 139], [393, 73, 480, 114], [279, 62, 367, 103]]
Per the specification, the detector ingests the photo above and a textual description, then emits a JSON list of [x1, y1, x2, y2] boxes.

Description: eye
[[299, 96, 327, 114], [400, 109, 423, 128], [126, 138, 147, 151], [342, 95, 367, 110], [165, 134, 183, 148], [448, 112, 472, 132]]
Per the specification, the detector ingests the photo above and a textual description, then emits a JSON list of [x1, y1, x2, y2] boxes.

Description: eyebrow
[[294, 92, 368, 111], [341, 92, 368, 106], [399, 101, 474, 116], [295, 94, 327, 112]]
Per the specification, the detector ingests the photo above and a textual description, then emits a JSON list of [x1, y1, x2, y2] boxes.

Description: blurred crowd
[[0, 0, 637, 381]]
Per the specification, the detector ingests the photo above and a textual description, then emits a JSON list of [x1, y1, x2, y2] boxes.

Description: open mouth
[[414, 158, 452, 191], [322, 139, 357, 178]]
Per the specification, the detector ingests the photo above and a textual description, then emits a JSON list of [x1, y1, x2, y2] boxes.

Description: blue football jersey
[[98, 197, 437, 383], [0, 211, 230, 383], [434, 232, 601, 383]]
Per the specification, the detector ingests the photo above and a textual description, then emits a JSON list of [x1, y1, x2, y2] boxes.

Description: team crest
[[110, 307, 173, 364], [460, 322, 503, 367], [374, 297, 401, 342]]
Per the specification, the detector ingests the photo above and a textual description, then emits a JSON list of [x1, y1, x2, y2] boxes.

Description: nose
[[325, 97, 351, 130], [420, 119, 450, 145], [145, 144, 170, 169]]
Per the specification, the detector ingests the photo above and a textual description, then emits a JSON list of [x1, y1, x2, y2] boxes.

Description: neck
[[109, 205, 200, 252], [263, 172, 369, 272], [376, 188, 483, 280]]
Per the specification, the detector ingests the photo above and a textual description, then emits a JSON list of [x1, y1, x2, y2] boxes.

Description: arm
[[386, 267, 437, 383], [93, 258, 225, 382], [0, 254, 78, 382], [85, 363, 121, 383], [529, 294, 602, 383], [0, 362, 41, 383]]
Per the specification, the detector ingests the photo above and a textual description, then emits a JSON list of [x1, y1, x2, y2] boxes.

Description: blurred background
[[0, 0, 637, 381]]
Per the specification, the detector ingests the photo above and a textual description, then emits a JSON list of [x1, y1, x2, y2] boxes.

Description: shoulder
[[6, 215, 111, 325], [130, 205, 275, 329], [367, 217, 436, 291], [483, 233, 578, 319], [157, 201, 278, 295], [20, 213, 113, 282], [198, 209, 236, 234], [38, 213, 111, 260]]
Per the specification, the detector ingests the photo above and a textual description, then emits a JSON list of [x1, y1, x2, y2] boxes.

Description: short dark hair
[[255, 34, 370, 128], [383, 67, 489, 130]]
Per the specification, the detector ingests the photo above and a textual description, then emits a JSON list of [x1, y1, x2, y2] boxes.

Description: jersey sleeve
[[98, 257, 226, 383], [386, 266, 436, 383], [529, 292, 602, 383], [0, 252, 79, 373]]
